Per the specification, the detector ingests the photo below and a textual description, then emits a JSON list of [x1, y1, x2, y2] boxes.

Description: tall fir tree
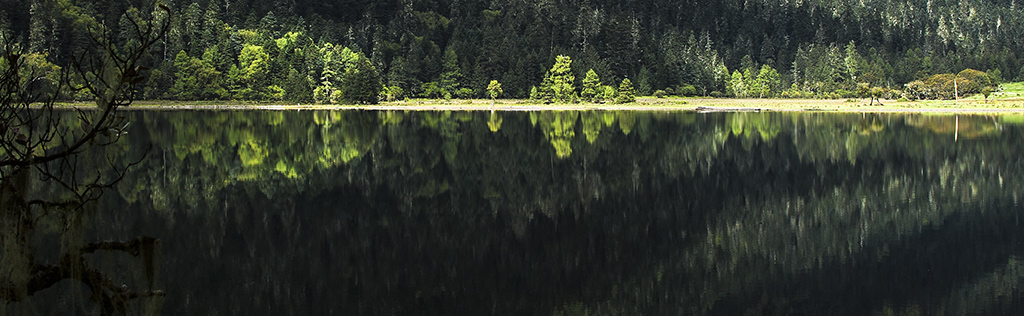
[[581, 69, 601, 102], [439, 46, 463, 95]]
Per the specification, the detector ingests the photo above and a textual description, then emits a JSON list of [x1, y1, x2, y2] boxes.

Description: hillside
[[2, 0, 1022, 100]]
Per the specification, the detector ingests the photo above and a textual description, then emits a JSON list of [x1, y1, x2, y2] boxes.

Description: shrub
[[709, 91, 724, 98], [420, 81, 445, 99], [653, 90, 666, 98], [380, 86, 405, 101], [677, 84, 697, 96], [455, 87, 474, 99], [957, 68, 992, 94]]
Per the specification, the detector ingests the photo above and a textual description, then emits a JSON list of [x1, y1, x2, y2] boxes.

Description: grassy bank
[[73, 83, 1024, 113]]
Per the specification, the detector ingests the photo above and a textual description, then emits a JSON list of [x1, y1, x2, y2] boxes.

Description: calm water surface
[[9, 110, 1024, 315]]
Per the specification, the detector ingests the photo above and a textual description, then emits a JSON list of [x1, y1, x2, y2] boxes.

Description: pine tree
[[616, 78, 636, 104], [843, 41, 861, 83], [540, 55, 575, 103], [729, 70, 746, 98], [581, 69, 601, 102], [182, 2, 204, 55], [342, 53, 381, 104], [439, 46, 463, 97], [754, 64, 780, 98], [637, 66, 652, 96], [387, 57, 409, 91]]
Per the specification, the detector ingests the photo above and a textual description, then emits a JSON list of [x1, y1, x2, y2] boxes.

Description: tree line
[[2, 0, 1022, 103]]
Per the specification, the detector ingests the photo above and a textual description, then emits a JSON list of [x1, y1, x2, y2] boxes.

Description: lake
[[5, 110, 1024, 315]]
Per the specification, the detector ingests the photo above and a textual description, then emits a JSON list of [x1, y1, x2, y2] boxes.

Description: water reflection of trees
[[98, 110, 1024, 315]]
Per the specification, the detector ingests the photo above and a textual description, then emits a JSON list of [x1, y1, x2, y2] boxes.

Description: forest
[[2, 0, 1023, 103]]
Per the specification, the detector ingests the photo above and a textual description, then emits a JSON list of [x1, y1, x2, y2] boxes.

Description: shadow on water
[[713, 198, 1024, 316]]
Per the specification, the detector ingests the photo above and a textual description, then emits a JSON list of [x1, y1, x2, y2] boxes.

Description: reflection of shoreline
[[905, 115, 1003, 138], [82, 110, 1024, 315]]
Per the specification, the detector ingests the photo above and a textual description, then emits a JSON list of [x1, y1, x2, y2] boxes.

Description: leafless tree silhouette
[[1, 4, 170, 315]]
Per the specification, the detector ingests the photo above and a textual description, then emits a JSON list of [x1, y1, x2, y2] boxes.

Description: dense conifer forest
[[2, 0, 1022, 102]]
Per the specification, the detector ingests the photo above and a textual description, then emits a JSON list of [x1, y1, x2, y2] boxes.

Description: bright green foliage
[[312, 75, 335, 104], [487, 80, 503, 100], [314, 43, 349, 103], [0, 52, 61, 96], [580, 69, 601, 102], [232, 44, 272, 100], [616, 78, 636, 104], [170, 50, 228, 100], [529, 86, 541, 100], [904, 74, 958, 100], [19, 0, 1024, 101], [843, 41, 861, 82], [312, 44, 378, 104], [381, 86, 405, 101], [728, 70, 746, 97], [742, 67, 755, 96], [753, 64, 781, 98], [540, 55, 575, 102], [599, 85, 618, 101], [987, 69, 1003, 85]]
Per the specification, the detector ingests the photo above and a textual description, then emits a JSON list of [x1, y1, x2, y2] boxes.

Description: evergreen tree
[[201, 5, 228, 52], [843, 41, 861, 83], [581, 69, 601, 102], [342, 53, 381, 104], [387, 57, 409, 91], [10, 0, 1024, 102], [637, 66, 653, 96], [439, 46, 463, 97], [283, 67, 312, 102], [182, 2, 204, 55], [729, 70, 746, 97], [540, 55, 575, 103], [616, 78, 636, 104], [754, 64, 781, 98]]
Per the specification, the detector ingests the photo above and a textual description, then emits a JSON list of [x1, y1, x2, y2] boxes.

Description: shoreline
[[60, 97, 1024, 114]]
